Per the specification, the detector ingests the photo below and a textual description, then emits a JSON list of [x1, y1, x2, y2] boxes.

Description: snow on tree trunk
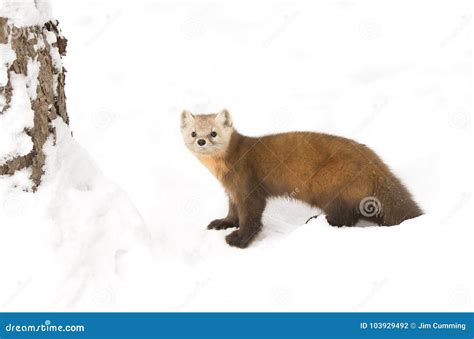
[[0, 1, 69, 190]]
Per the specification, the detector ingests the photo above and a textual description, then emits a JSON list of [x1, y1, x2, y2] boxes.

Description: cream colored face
[[181, 109, 234, 156]]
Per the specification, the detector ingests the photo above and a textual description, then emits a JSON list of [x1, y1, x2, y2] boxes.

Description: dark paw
[[326, 216, 342, 227], [225, 229, 258, 248], [326, 216, 346, 227], [207, 218, 238, 230]]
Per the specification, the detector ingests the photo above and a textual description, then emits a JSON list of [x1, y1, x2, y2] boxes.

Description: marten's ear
[[215, 109, 233, 128], [181, 110, 194, 129]]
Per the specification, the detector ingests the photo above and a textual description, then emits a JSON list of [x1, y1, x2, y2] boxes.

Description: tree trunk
[[0, 2, 69, 190]]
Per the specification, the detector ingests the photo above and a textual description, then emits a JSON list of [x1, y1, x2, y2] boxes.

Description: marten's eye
[[210, 131, 217, 138], [191, 131, 197, 138]]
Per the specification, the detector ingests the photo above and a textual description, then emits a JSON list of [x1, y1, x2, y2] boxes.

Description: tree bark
[[0, 9, 69, 190]]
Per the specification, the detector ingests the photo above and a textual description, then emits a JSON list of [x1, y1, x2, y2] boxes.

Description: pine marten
[[181, 109, 422, 248]]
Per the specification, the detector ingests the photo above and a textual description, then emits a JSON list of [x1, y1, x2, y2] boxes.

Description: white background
[[0, 0, 472, 311]]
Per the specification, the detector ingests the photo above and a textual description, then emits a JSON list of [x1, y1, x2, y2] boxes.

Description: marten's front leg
[[207, 199, 239, 230], [225, 193, 266, 248]]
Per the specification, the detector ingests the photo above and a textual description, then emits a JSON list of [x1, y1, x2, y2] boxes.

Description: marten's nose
[[197, 139, 206, 146]]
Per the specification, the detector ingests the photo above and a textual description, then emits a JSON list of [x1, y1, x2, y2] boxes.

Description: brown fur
[[202, 130, 422, 248], [197, 154, 230, 180], [182, 111, 422, 248]]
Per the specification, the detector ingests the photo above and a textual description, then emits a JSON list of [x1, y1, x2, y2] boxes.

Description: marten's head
[[181, 109, 234, 156]]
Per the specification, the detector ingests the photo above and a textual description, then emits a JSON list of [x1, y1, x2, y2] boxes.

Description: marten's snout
[[197, 139, 206, 146]]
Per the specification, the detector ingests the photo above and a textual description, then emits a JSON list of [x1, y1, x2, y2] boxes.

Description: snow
[[0, 0, 53, 26], [0, 119, 153, 310], [0, 1, 59, 165], [0, 30, 41, 165], [0, 44, 15, 87], [0, 0, 473, 311], [0, 71, 35, 164], [25, 58, 39, 100], [44, 30, 62, 70]]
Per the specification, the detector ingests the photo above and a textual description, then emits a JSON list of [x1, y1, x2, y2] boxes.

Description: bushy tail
[[375, 172, 423, 225]]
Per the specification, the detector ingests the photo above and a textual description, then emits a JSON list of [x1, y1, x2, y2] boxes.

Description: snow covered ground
[[0, 0, 472, 311]]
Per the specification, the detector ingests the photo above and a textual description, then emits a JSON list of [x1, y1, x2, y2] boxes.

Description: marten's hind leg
[[324, 199, 359, 227]]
